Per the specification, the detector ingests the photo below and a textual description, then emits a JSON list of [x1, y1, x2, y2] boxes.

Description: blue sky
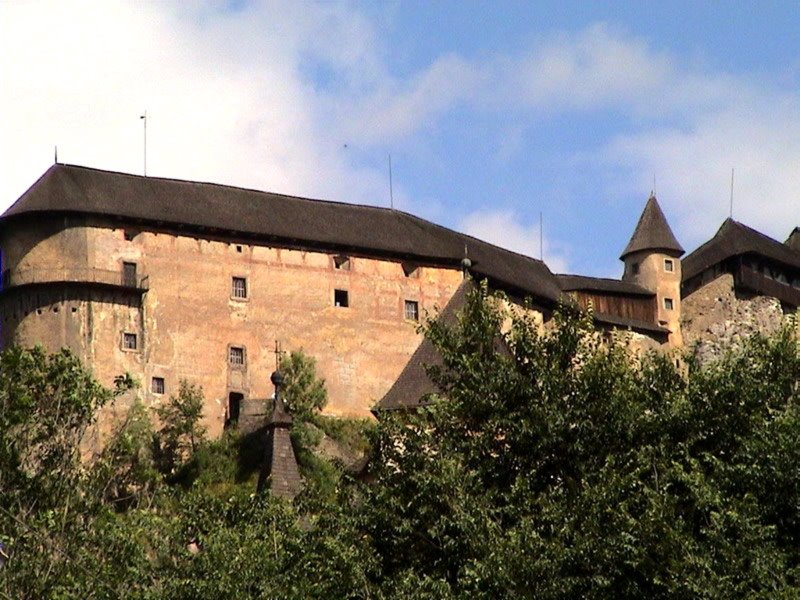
[[3, 1, 800, 277]]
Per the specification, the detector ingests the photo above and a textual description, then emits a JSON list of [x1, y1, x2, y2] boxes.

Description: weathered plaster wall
[[681, 273, 786, 363], [622, 249, 682, 346], [2, 219, 464, 435]]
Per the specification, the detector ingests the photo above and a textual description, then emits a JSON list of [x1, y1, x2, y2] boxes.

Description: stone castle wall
[[0, 216, 464, 435], [681, 273, 786, 363]]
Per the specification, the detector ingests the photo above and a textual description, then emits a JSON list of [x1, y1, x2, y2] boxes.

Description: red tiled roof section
[[620, 195, 684, 260], [2, 164, 562, 304]]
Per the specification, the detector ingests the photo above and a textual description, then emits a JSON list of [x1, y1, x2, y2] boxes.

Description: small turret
[[621, 195, 684, 346]]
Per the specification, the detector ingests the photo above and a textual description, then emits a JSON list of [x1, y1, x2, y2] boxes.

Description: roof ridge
[[53, 162, 407, 214]]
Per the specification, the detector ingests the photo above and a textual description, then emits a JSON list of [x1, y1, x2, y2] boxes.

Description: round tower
[[621, 195, 684, 346]]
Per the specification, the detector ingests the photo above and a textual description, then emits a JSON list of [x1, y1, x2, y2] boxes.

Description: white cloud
[[460, 209, 571, 273], [0, 0, 394, 209]]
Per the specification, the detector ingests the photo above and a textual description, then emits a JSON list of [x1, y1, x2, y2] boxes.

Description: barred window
[[229, 346, 245, 366], [232, 277, 247, 299], [123, 332, 137, 350], [151, 377, 165, 395], [404, 300, 419, 321]]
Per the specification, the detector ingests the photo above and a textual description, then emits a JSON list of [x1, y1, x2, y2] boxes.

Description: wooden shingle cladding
[[2, 164, 562, 307], [682, 219, 800, 307], [556, 274, 664, 336]]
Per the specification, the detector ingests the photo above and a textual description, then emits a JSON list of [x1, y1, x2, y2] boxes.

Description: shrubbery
[[2, 285, 800, 598]]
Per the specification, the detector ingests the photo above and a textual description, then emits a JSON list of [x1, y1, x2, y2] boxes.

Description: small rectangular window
[[232, 276, 247, 299], [664, 298, 674, 310], [122, 262, 137, 287], [229, 346, 245, 366], [631, 262, 640, 275], [151, 377, 165, 395], [333, 255, 351, 270], [334, 289, 349, 307], [122, 332, 137, 350], [404, 300, 419, 321], [664, 259, 674, 272]]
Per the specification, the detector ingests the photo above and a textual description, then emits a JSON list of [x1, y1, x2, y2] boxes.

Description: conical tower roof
[[620, 195, 684, 259]]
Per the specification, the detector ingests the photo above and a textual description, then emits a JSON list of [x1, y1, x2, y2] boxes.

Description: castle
[[1, 164, 798, 432]]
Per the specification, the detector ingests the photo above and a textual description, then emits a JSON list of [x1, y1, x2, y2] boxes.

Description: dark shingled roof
[[683, 218, 800, 282], [556, 274, 654, 297], [620, 195, 684, 259], [375, 280, 472, 412], [592, 312, 669, 336], [2, 164, 561, 304], [785, 227, 800, 252]]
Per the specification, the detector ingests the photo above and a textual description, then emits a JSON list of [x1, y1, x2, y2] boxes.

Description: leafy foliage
[[4, 286, 800, 598], [153, 380, 207, 477], [280, 350, 328, 420]]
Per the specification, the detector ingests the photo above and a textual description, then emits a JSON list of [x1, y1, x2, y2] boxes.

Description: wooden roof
[[557, 274, 654, 297], [620, 195, 684, 259], [682, 218, 800, 282], [2, 164, 562, 305], [374, 280, 472, 412]]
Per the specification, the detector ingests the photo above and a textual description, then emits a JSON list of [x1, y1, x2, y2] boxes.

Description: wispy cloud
[[459, 209, 571, 273]]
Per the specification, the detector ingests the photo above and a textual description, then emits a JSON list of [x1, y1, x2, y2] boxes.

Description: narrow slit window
[[664, 298, 674, 311], [123, 332, 137, 350], [229, 346, 245, 366], [334, 289, 349, 307], [664, 259, 674, 272], [232, 276, 247, 299], [404, 300, 419, 321], [151, 377, 165, 395]]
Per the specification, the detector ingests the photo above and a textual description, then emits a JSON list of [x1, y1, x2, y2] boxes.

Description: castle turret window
[[664, 298, 674, 310], [664, 259, 674, 272], [232, 276, 248, 299], [229, 346, 245, 366], [122, 332, 138, 350], [404, 300, 419, 321], [334, 289, 349, 307], [151, 377, 165, 395]]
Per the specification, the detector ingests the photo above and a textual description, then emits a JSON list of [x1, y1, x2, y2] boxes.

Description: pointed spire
[[257, 370, 302, 500], [620, 194, 684, 260]]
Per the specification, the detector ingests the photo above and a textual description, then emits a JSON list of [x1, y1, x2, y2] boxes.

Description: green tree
[[280, 350, 327, 420], [364, 283, 800, 598], [153, 380, 207, 476]]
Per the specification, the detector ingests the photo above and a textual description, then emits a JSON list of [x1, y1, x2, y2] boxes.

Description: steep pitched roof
[[556, 274, 654, 297], [374, 280, 472, 412], [682, 218, 800, 282], [620, 195, 684, 259], [2, 164, 561, 304], [785, 227, 800, 252]]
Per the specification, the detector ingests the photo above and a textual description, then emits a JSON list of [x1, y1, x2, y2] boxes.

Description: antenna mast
[[140, 111, 148, 176], [388, 153, 394, 209], [54, 145, 58, 164], [539, 211, 544, 261]]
